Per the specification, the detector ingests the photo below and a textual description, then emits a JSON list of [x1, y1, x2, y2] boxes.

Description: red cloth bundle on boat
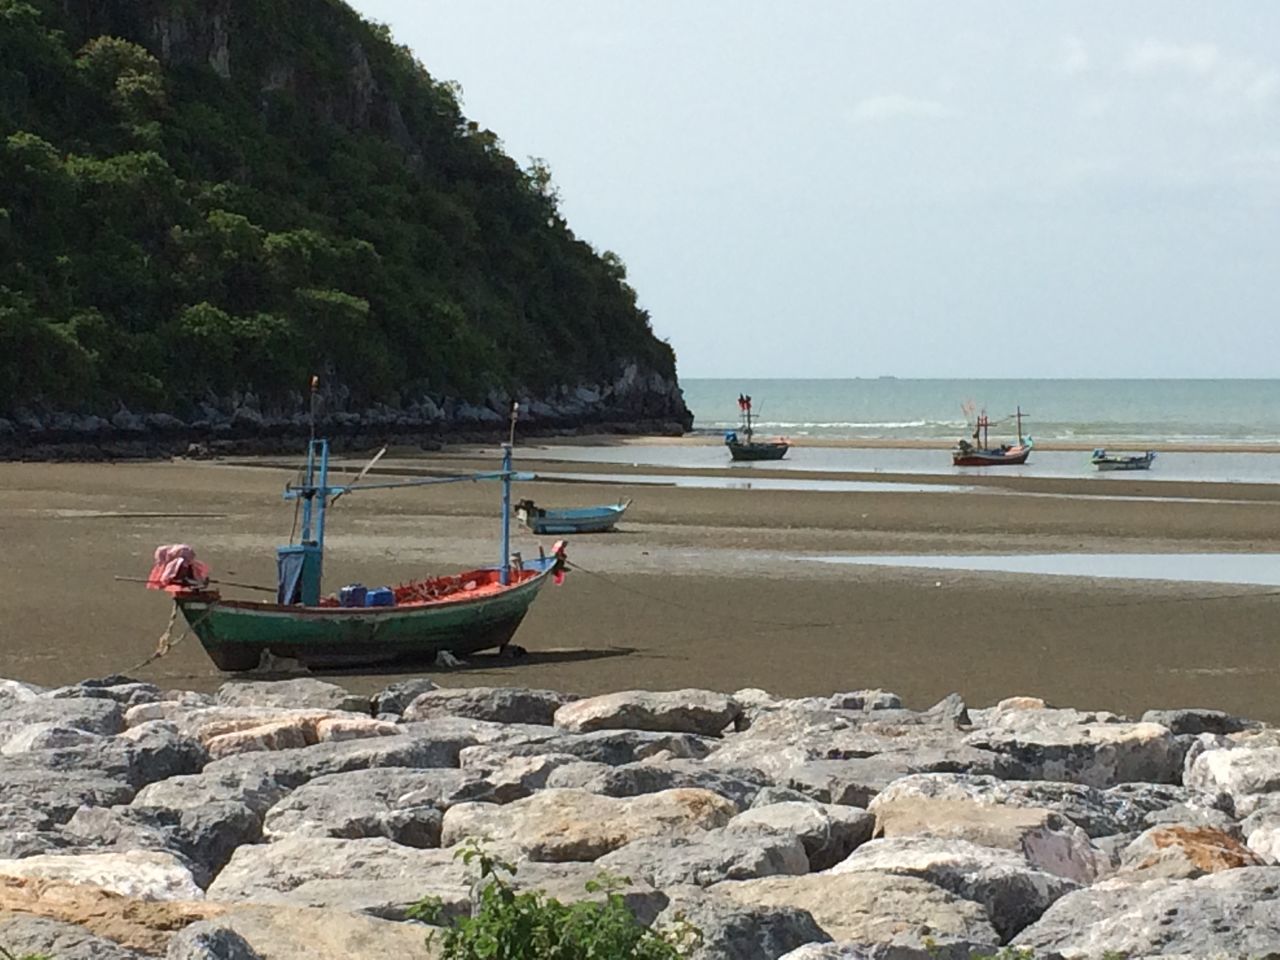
[[147, 544, 210, 593]]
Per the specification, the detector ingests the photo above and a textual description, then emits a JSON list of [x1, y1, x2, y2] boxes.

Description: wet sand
[[2, 455, 1279, 721]]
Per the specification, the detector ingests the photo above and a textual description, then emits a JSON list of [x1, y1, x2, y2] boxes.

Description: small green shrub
[[409, 841, 698, 960]]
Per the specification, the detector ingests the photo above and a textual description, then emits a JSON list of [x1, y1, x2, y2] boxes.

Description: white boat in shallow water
[[1091, 449, 1156, 471]]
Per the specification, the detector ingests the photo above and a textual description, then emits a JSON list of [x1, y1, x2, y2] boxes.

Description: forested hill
[[0, 0, 691, 443]]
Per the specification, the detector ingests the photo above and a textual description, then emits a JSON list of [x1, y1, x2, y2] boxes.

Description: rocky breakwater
[[0, 362, 694, 460], [0, 678, 1276, 958]]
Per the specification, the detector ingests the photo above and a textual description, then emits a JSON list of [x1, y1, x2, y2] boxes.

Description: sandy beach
[[3, 447, 1279, 721]]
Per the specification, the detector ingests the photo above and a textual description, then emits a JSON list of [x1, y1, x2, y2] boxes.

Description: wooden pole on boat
[[500, 402, 517, 586]]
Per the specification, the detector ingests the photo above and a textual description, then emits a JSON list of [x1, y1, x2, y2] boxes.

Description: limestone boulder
[[170, 905, 442, 960], [1012, 866, 1280, 957], [546, 758, 768, 811], [1, 722, 102, 755], [656, 885, 830, 960], [215, 679, 368, 713], [595, 830, 809, 887], [1186, 743, 1280, 815], [727, 801, 875, 871], [370, 677, 438, 715], [403, 686, 575, 725], [469, 752, 584, 803], [0, 913, 148, 960], [0, 695, 124, 740], [0, 849, 202, 900], [965, 710, 1182, 787], [828, 835, 1078, 941], [166, 921, 261, 960], [869, 795, 1103, 885], [1141, 707, 1253, 737], [1117, 824, 1266, 880], [554, 689, 741, 737], [869, 772, 1233, 840], [710, 872, 999, 955], [62, 802, 259, 888], [134, 768, 290, 820], [457, 728, 714, 767], [206, 835, 470, 919], [262, 767, 491, 845], [825, 690, 902, 712], [440, 787, 736, 861], [48, 677, 164, 708], [779, 747, 1008, 808]]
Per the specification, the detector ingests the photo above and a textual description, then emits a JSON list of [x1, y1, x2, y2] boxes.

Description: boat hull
[[518, 501, 630, 535], [177, 560, 556, 672], [728, 442, 789, 462], [1093, 458, 1154, 471], [952, 446, 1031, 467]]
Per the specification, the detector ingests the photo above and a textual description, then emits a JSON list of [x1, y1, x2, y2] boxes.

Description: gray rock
[[965, 710, 1183, 787], [782, 746, 1009, 808], [180, 905, 438, 960], [369, 678, 438, 715], [199, 731, 473, 793], [828, 835, 1078, 941], [471, 752, 583, 802], [206, 835, 471, 919], [0, 913, 147, 960], [868, 792, 1103, 885], [554, 689, 741, 737], [826, 690, 902, 712], [216, 679, 369, 714], [0, 695, 124, 740], [262, 767, 491, 845], [728, 801, 876, 871], [1, 722, 102, 755], [597, 830, 809, 887], [404, 686, 575, 725], [61, 801, 259, 888], [749, 786, 819, 807], [118, 719, 210, 784], [546, 758, 768, 811], [1141, 707, 1252, 737], [657, 885, 831, 960], [167, 921, 264, 960], [0, 848, 203, 900], [869, 773, 1234, 840], [134, 767, 291, 820], [0, 677, 44, 704], [441, 787, 737, 861], [711, 871, 1000, 955], [1186, 741, 1280, 816], [48, 678, 164, 707], [507, 860, 669, 926], [1012, 866, 1280, 956], [458, 729, 714, 767]]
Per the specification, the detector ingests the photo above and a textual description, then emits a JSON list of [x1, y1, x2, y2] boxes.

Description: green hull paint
[[178, 565, 553, 672]]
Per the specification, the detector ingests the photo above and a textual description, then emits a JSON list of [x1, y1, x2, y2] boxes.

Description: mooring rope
[[127, 600, 216, 673]]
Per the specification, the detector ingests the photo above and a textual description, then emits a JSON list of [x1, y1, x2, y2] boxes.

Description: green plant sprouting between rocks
[[407, 841, 699, 960]]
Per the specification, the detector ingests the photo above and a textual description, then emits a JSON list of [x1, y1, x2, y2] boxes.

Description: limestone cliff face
[[15, 0, 693, 442]]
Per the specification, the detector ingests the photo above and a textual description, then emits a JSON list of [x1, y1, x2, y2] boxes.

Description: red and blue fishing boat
[[952, 406, 1033, 467], [725, 393, 789, 461], [147, 403, 567, 672]]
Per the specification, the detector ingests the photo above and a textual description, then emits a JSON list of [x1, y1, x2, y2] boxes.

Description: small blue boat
[[515, 498, 632, 534]]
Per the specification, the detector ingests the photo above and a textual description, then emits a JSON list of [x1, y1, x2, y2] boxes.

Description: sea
[[678, 378, 1280, 446]]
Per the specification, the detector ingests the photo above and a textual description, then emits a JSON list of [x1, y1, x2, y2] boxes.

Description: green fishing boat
[[148, 402, 567, 672]]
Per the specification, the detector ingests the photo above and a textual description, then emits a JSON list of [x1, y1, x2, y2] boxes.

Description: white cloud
[[1125, 39, 1220, 76], [1058, 36, 1091, 76], [850, 95, 953, 123], [1121, 39, 1280, 114]]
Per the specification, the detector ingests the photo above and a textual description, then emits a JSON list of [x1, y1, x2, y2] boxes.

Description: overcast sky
[[348, 2, 1280, 378]]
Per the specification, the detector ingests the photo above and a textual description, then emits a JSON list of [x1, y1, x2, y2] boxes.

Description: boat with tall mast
[[145, 385, 566, 671], [725, 393, 789, 461], [952, 405, 1033, 466]]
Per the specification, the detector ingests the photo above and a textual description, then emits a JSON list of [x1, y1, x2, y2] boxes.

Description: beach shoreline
[[3, 454, 1279, 722]]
